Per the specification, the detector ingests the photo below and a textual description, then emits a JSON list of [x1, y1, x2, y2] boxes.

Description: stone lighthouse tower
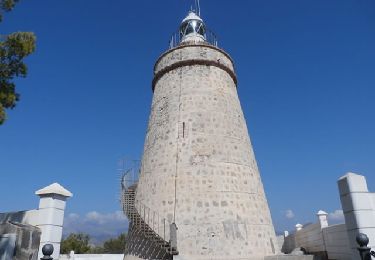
[[122, 9, 278, 260]]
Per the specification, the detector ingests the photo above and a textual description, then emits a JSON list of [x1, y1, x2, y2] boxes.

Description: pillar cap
[[35, 183, 73, 198], [317, 210, 328, 216], [296, 223, 303, 229], [338, 172, 362, 180]]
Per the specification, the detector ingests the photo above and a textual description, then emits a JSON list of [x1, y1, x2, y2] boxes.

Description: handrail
[[120, 160, 140, 190], [168, 27, 218, 49], [121, 184, 175, 254], [132, 199, 171, 243], [121, 161, 177, 255]]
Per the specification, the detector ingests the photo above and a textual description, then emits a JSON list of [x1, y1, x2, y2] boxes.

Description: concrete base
[[265, 255, 321, 260]]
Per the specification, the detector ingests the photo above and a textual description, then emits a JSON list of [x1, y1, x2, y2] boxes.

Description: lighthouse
[[122, 9, 278, 260]]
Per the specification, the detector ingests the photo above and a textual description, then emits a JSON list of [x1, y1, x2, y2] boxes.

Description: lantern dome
[[179, 11, 206, 43]]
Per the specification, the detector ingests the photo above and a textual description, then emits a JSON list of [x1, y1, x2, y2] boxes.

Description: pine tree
[[60, 233, 91, 254], [0, 0, 36, 124]]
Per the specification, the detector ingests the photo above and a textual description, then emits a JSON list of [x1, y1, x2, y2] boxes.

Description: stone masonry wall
[[0, 221, 41, 260], [154, 45, 234, 75], [128, 44, 278, 260]]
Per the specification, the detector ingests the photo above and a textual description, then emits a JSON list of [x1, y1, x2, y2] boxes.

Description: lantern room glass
[[180, 19, 206, 40]]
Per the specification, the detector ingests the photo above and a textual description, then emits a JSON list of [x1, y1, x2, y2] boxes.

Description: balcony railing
[[168, 28, 218, 49]]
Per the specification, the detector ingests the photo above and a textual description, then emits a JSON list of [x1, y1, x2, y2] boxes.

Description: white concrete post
[[338, 172, 375, 260], [317, 210, 328, 253], [35, 183, 73, 260], [296, 224, 303, 231], [317, 210, 329, 229]]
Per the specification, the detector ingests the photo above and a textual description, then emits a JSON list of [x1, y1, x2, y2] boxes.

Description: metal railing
[[119, 159, 139, 189], [133, 200, 172, 245], [121, 165, 178, 255], [168, 27, 218, 49]]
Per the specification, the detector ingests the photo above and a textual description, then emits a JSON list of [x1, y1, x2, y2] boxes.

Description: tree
[[87, 233, 127, 254], [60, 233, 127, 254], [102, 233, 126, 254], [87, 246, 105, 254], [0, 0, 36, 125], [60, 233, 91, 254]]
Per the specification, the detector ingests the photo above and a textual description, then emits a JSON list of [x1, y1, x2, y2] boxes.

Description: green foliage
[[60, 233, 91, 254], [87, 246, 105, 254], [0, 0, 36, 124], [61, 233, 127, 254], [102, 233, 126, 253], [0, 0, 19, 21]]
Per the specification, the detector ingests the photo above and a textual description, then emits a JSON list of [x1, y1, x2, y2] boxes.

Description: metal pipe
[[163, 219, 166, 241], [148, 207, 150, 225]]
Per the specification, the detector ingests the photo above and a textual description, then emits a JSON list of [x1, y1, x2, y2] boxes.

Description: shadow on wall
[[0, 220, 41, 260], [0, 211, 28, 224]]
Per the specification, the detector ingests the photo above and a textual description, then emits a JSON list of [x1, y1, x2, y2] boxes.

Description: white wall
[[281, 212, 351, 260], [322, 224, 351, 260], [60, 254, 124, 260], [281, 173, 375, 260], [294, 223, 325, 253]]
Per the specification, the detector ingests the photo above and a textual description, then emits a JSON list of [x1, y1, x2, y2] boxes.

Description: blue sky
[[1, 0, 375, 240]]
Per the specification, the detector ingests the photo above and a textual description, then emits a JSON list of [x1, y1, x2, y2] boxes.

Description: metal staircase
[[121, 170, 178, 258]]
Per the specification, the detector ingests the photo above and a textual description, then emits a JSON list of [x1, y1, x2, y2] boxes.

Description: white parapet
[[60, 254, 124, 260], [338, 172, 375, 260]]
